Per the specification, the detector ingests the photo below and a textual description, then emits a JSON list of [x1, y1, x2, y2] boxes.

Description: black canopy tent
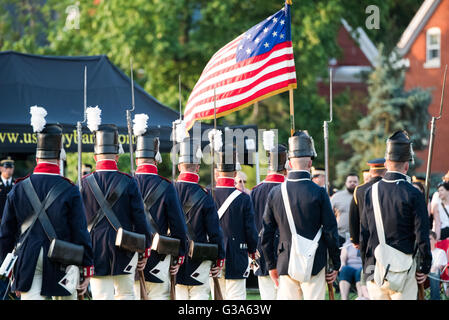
[[0, 51, 179, 154]]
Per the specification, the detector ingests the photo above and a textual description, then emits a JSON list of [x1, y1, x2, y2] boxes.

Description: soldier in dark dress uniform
[[81, 124, 153, 300], [261, 130, 340, 300], [0, 123, 94, 300], [174, 137, 225, 300], [132, 128, 188, 300], [210, 142, 258, 300], [361, 131, 432, 300], [0, 159, 15, 224], [250, 143, 287, 299]]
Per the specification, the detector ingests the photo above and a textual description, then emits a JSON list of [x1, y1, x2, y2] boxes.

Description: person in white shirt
[[431, 182, 449, 240], [429, 231, 448, 300]]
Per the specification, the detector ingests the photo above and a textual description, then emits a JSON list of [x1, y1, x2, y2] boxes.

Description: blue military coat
[[134, 164, 188, 283], [0, 162, 94, 296], [360, 171, 432, 277], [261, 170, 341, 276], [250, 173, 284, 277], [174, 172, 225, 286], [81, 160, 152, 276], [212, 177, 258, 280]]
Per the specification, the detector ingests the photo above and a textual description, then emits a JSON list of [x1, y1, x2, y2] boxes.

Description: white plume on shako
[[30, 106, 47, 133], [86, 106, 102, 132]]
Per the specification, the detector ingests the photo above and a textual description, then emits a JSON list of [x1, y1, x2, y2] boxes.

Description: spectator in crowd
[[362, 169, 370, 184], [430, 171, 449, 220], [331, 173, 359, 246], [311, 167, 325, 188], [338, 239, 369, 300], [82, 163, 93, 176], [432, 182, 449, 241], [429, 231, 448, 300], [412, 176, 425, 194], [235, 171, 250, 194]]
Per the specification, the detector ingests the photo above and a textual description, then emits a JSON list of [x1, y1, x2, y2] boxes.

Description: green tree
[[334, 47, 432, 187]]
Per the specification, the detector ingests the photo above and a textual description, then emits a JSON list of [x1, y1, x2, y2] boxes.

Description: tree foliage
[[335, 46, 432, 186]]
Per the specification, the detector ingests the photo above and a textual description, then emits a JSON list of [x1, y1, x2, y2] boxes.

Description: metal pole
[[127, 58, 136, 176], [77, 66, 88, 191], [324, 68, 333, 194], [211, 88, 217, 198]]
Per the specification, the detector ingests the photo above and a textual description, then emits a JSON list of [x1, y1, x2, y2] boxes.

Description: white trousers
[[21, 248, 77, 300], [134, 280, 171, 300], [277, 267, 326, 300], [209, 267, 246, 300], [366, 267, 418, 300], [258, 275, 278, 300], [90, 253, 138, 300], [175, 283, 211, 300]]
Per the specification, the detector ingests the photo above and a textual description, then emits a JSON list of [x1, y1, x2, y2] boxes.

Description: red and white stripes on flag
[[184, 3, 297, 130]]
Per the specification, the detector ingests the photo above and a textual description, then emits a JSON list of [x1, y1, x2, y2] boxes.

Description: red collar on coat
[[34, 162, 60, 175], [216, 177, 235, 188], [177, 172, 199, 184], [135, 164, 158, 175], [95, 159, 118, 171], [264, 174, 285, 183]]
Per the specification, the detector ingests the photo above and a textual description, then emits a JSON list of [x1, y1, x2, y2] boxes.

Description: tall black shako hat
[[263, 130, 287, 172], [133, 113, 161, 161], [37, 124, 63, 159], [93, 124, 120, 155], [217, 144, 237, 172], [288, 130, 317, 160], [179, 137, 202, 164], [30, 106, 63, 159], [84, 106, 119, 155], [385, 130, 414, 163]]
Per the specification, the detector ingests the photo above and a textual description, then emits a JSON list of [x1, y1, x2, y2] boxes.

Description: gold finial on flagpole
[[286, 0, 292, 5]]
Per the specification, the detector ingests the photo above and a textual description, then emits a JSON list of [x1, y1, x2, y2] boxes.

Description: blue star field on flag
[[236, 4, 292, 62]]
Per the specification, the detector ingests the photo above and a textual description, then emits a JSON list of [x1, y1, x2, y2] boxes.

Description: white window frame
[[424, 27, 441, 69]]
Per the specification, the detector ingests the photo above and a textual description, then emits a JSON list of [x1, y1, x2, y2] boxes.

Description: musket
[[211, 88, 224, 300], [127, 59, 148, 300], [324, 68, 335, 300], [76, 66, 87, 300], [419, 65, 447, 299], [424, 64, 447, 204], [172, 75, 182, 182], [127, 58, 136, 176]]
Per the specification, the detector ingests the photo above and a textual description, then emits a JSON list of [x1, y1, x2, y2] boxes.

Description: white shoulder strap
[[218, 189, 242, 220], [281, 181, 322, 242], [372, 182, 386, 245], [281, 181, 297, 237]]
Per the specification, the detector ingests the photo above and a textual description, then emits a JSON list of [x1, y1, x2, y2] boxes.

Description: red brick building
[[318, 19, 379, 103], [396, 0, 449, 174]]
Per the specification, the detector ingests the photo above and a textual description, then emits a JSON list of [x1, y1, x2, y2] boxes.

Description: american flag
[[184, 2, 297, 130]]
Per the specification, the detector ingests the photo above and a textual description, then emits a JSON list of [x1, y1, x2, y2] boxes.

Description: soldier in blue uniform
[[81, 124, 153, 300], [349, 158, 386, 251], [0, 159, 15, 224], [0, 123, 94, 300], [209, 142, 258, 300], [261, 130, 340, 300], [174, 137, 225, 300], [133, 128, 188, 300], [250, 143, 287, 300], [361, 131, 432, 300]]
